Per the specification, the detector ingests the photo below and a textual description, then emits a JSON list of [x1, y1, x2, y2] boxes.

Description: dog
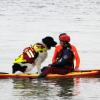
[[12, 36, 57, 74]]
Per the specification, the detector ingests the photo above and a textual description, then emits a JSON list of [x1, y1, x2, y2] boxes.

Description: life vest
[[32, 43, 47, 53], [23, 47, 36, 63], [13, 54, 26, 63], [52, 44, 80, 67], [53, 45, 74, 67], [13, 43, 47, 64], [23, 43, 47, 63], [58, 47, 74, 65]]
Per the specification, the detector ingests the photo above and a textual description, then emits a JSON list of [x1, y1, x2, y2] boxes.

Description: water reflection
[[12, 78, 50, 98], [53, 78, 75, 100], [12, 78, 75, 100], [3, 77, 100, 100]]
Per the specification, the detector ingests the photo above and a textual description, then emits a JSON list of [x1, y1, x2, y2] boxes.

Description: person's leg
[[38, 67, 67, 78], [41, 66, 48, 72], [43, 67, 67, 74], [38, 62, 74, 78]]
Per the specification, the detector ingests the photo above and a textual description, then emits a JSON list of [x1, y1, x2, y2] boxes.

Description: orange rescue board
[[0, 70, 100, 79]]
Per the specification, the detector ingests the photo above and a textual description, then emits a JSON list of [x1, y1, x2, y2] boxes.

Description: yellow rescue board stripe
[[0, 70, 100, 78]]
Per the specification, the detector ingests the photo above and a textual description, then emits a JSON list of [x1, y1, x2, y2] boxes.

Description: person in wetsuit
[[38, 33, 80, 78]]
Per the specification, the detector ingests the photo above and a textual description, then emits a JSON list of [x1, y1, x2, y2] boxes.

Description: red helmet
[[59, 33, 70, 42]]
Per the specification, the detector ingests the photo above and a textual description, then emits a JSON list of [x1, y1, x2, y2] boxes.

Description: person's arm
[[71, 45, 80, 71], [52, 46, 58, 64], [52, 45, 62, 64]]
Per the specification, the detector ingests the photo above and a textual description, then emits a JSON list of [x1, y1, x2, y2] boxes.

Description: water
[[0, 0, 100, 100], [0, 78, 100, 100]]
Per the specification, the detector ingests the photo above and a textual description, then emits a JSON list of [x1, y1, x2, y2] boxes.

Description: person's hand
[[74, 67, 80, 71]]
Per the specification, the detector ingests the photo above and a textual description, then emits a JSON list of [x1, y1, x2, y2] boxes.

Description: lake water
[[0, 0, 100, 100]]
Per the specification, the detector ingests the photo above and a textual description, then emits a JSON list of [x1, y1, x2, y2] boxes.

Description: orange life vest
[[23, 47, 36, 63]]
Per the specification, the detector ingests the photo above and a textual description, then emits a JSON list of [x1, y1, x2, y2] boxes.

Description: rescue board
[[0, 69, 100, 79]]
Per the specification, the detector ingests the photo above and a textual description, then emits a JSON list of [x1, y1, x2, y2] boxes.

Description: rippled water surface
[[0, 0, 100, 100], [0, 78, 100, 100]]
